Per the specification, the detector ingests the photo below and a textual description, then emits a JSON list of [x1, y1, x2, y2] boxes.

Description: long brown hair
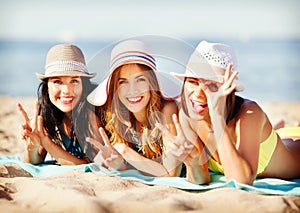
[[105, 64, 165, 159]]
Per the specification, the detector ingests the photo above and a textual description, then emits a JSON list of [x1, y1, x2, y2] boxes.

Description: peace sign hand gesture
[[156, 114, 201, 166], [86, 127, 126, 171], [18, 100, 46, 151]]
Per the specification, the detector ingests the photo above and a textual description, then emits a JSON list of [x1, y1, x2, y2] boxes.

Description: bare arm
[[178, 110, 210, 184], [205, 64, 262, 185], [161, 101, 183, 177]]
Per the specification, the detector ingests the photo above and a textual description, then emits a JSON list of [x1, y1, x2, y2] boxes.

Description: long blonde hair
[[105, 64, 165, 159]]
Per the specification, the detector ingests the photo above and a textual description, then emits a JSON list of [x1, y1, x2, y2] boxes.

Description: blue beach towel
[[1, 155, 299, 196]]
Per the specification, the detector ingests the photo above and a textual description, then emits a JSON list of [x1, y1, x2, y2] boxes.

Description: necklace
[[132, 119, 141, 149]]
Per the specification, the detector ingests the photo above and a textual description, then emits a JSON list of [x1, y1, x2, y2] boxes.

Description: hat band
[[110, 51, 156, 71], [45, 60, 88, 74]]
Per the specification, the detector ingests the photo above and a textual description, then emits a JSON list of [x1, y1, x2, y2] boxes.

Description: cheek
[[117, 85, 127, 98], [137, 81, 150, 92], [47, 85, 59, 99], [184, 84, 193, 96], [74, 85, 83, 97]]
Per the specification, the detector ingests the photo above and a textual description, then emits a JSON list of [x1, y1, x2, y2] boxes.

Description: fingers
[[32, 101, 39, 129], [37, 116, 46, 137], [172, 114, 184, 136], [17, 103, 30, 124], [155, 122, 172, 138], [223, 70, 238, 95], [224, 63, 233, 80], [86, 137, 105, 151], [99, 127, 113, 148]]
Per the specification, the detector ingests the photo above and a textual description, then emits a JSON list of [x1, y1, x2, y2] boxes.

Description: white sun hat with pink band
[[36, 44, 96, 80], [171, 40, 244, 92], [87, 39, 180, 106]]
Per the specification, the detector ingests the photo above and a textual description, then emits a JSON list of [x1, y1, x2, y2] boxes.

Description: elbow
[[186, 170, 211, 185], [226, 169, 256, 186]]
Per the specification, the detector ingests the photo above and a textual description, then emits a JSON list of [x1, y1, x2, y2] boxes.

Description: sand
[[0, 95, 300, 213]]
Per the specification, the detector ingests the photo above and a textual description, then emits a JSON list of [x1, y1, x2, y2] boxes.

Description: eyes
[[118, 76, 147, 85], [49, 77, 81, 85], [186, 78, 220, 92]]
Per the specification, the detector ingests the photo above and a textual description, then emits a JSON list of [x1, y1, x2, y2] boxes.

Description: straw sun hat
[[36, 44, 96, 80], [171, 40, 244, 92], [87, 39, 180, 106]]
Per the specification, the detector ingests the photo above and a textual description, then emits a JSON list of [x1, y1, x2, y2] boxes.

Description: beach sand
[[0, 95, 300, 212]]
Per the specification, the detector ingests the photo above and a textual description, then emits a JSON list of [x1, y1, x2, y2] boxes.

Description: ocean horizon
[[0, 37, 299, 102]]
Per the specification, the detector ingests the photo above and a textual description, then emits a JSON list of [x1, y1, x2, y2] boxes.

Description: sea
[[0, 38, 299, 102]]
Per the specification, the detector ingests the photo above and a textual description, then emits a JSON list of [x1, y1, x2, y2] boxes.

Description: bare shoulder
[[238, 99, 267, 123], [162, 100, 179, 116]]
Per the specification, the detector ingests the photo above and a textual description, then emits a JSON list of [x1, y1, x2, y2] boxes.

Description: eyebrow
[[49, 76, 80, 81], [118, 74, 145, 80]]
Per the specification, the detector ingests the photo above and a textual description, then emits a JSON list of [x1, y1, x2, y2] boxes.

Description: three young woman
[[20, 40, 300, 186]]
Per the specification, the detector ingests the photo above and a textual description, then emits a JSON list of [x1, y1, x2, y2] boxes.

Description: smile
[[127, 96, 143, 104], [59, 96, 74, 104]]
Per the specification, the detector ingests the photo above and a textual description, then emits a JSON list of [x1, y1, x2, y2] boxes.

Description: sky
[[1, 0, 300, 42]]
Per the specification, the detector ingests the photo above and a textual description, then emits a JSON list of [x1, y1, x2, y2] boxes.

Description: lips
[[191, 99, 207, 114], [59, 96, 74, 104], [127, 96, 143, 104]]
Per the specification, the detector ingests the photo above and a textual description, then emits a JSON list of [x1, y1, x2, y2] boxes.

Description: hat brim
[[36, 70, 96, 80], [170, 72, 245, 92], [87, 71, 182, 106], [87, 77, 109, 106]]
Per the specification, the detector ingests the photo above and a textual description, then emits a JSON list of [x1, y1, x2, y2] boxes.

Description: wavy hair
[[37, 77, 98, 159], [105, 64, 165, 159]]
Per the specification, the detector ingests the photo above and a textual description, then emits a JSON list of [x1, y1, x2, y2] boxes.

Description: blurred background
[[0, 0, 299, 101]]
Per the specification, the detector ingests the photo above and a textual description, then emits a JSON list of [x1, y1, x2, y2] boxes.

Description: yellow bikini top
[[208, 128, 278, 175]]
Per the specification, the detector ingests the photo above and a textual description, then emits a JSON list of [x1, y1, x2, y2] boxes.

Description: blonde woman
[[87, 40, 183, 177]]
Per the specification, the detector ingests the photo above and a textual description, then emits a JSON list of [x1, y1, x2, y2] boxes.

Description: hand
[[156, 114, 201, 166], [204, 63, 238, 117], [86, 127, 126, 170], [18, 101, 45, 151]]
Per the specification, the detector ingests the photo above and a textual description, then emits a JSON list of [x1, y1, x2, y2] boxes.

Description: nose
[[61, 84, 70, 94], [194, 84, 205, 98], [128, 81, 138, 95]]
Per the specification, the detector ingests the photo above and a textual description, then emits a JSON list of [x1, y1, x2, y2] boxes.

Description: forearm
[[120, 147, 170, 177], [162, 153, 182, 177], [185, 161, 210, 184], [211, 115, 255, 184], [41, 137, 88, 165], [23, 146, 45, 164]]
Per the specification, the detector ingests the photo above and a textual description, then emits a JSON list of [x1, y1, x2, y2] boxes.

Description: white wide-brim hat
[[87, 39, 180, 106], [171, 41, 244, 92], [36, 44, 96, 80]]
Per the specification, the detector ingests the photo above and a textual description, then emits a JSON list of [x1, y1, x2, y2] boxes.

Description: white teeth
[[60, 97, 73, 102], [127, 97, 142, 102], [191, 100, 203, 105], [191, 100, 207, 108]]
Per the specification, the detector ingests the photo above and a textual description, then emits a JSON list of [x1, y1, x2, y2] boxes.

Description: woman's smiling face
[[184, 77, 221, 120], [47, 76, 83, 113], [117, 64, 151, 115]]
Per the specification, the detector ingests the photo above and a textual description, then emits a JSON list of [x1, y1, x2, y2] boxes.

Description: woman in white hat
[[86, 39, 183, 177], [18, 44, 102, 165], [159, 41, 300, 185]]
